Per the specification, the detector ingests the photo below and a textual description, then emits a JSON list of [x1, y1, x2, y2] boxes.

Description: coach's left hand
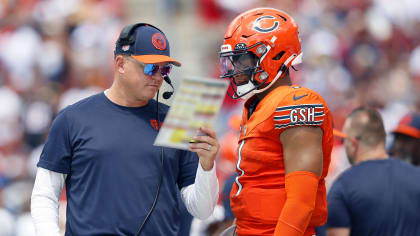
[[189, 126, 220, 171]]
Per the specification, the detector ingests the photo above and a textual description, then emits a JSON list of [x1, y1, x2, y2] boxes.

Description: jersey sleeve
[[273, 90, 326, 131], [326, 179, 351, 228], [177, 150, 199, 189], [37, 109, 72, 174]]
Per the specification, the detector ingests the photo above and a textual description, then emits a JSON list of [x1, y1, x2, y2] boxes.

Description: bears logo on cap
[[152, 33, 167, 51]]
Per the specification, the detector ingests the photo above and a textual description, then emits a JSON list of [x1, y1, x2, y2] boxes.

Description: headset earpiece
[[117, 23, 146, 46]]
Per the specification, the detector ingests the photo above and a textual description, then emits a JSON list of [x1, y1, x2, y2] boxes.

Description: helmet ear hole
[[272, 51, 285, 60], [259, 72, 268, 80], [256, 45, 267, 55]]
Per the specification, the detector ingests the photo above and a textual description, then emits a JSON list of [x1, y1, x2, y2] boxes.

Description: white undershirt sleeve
[[180, 162, 219, 220], [32, 163, 219, 232], [31, 167, 66, 236]]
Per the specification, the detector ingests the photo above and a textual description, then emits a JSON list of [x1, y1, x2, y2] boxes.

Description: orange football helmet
[[219, 8, 302, 99]]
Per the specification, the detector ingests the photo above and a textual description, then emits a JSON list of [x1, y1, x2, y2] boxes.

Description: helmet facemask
[[219, 43, 270, 99]]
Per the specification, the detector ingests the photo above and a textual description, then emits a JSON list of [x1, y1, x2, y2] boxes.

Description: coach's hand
[[189, 126, 220, 171]]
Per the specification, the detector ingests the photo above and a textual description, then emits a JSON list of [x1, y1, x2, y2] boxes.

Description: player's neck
[[355, 144, 389, 164], [256, 74, 292, 100]]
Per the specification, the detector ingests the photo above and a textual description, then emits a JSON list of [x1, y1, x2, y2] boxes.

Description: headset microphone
[[162, 75, 174, 99]]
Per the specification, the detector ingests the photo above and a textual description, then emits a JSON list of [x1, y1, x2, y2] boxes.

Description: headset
[[134, 90, 165, 236], [116, 23, 174, 236], [115, 23, 160, 55]]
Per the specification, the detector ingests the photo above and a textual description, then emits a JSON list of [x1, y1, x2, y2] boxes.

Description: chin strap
[[237, 52, 302, 100], [253, 53, 300, 93], [236, 81, 257, 100]]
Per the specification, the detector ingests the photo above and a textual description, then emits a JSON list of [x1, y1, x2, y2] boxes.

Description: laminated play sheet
[[154, 76, 229, 150]]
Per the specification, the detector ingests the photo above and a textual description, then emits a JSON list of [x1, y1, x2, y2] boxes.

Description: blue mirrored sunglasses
[[128, 57, 172, 76], [143, 63, 172, 76]]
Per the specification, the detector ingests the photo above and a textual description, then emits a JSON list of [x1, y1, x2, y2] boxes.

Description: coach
[[30, 23, 219, 236]]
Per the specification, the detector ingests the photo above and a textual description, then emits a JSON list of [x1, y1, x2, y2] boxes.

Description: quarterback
[[219, 8, 333, 236]]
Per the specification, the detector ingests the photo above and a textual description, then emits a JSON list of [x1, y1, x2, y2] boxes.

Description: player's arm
[[274, 126, 323, 236], [326, 228, 350, 236]]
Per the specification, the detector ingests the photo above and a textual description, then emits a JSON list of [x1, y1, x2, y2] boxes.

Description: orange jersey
[[231, 85, 333, 236]]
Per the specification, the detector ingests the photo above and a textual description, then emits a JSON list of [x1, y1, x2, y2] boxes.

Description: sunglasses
[[127, 57, 172, 76]]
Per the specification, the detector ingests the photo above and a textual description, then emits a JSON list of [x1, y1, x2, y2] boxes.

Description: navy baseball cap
[[393, 113, 420, 138], [115, 23, 181, 67]]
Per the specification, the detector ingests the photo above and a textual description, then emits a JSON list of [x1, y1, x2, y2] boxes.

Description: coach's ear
[[115, 55, 126, 74]]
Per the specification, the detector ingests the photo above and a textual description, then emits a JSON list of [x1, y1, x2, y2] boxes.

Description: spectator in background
[[390, 112, 420, 167], [326, 107, 420, 236]]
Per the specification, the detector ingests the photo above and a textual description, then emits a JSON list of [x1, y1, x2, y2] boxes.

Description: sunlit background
[[0, 0, 419, 235]]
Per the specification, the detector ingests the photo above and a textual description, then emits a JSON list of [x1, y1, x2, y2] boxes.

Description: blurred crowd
[[0, 0, 419, 235]]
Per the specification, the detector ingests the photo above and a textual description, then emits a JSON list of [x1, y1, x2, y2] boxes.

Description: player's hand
[[188, 127, 219, 171]]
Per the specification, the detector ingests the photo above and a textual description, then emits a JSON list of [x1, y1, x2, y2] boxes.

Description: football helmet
[[219, 8, 302, 99]]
